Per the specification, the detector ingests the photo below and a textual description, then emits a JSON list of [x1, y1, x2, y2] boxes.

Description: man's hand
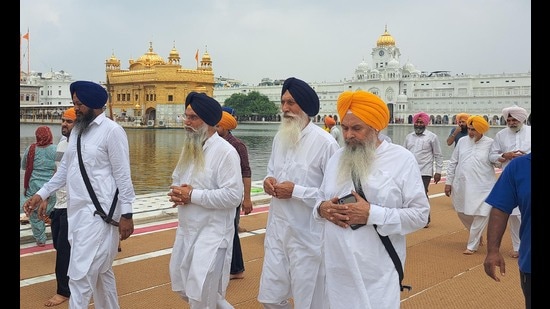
[[484, 252, 506, 282], [119, 217, 134, 241], [272, 181, 294, 199], [22, 194, 44, 216]]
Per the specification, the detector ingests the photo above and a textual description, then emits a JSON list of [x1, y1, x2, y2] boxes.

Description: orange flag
[[22, 32, 29, 40], [195, 49, 199, 62]]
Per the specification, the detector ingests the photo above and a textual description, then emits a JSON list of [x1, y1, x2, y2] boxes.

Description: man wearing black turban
[[184, 92, 222, 126], [168, 91, 243, 308], [258, 77, 340, 308], [23, 80, 136, 308], [280, 77, 320, 117]]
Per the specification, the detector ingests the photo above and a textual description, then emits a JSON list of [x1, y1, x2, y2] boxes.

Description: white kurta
[[313, 141, 430, 309], [37, 113, 136, 281], [169, 132, 243, 302], [258, 122, 339, 308], [446, 135, 496, 216], [403, 129, 443, 176], [488, 125, 531, 216]]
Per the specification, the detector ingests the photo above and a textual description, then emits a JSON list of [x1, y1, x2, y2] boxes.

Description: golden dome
[[106, 51, 120, 65], [202, 50, 211, 61], [376, 25, 396, 47], [136, 42, 166, 66]]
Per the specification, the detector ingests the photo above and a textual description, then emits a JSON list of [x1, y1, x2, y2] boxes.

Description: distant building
[[213, 26, 531, 125], [105, 42, 215, 127]]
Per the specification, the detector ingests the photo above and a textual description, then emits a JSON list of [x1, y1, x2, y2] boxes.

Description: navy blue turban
[[222, 106, 236, 116], [185, 92, 222, 126], [70, 81, 108, 109], [281, 77, 319, 117]]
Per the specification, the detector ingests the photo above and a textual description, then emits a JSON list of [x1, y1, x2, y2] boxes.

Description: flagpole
[[27, 28, 30, 79]]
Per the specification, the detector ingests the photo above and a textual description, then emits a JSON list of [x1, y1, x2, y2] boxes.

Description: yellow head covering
[[218, 111, 237, 130], [467, 115, 489, 134], [456, 113, 470, 122], [62, 107, 76, 120], [336, 90, 389, 131]]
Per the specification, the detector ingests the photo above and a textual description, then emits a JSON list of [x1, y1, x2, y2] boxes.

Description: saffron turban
[[218, 111, 237, 130], [456, 113, 470, 122], [63, 107, 77, 120], [69, 81, 108, 109], [336, 90, 389, 131], [185, 92, 222, 126], [467, 115, 489, 134], [413, 112, 430, 125], [281, 77, 319, 117], [502, 106, 528, 123], [324, 116, 336, 126]]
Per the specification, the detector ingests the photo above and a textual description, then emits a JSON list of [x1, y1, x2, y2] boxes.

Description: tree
[[223, 91, 279, 121]]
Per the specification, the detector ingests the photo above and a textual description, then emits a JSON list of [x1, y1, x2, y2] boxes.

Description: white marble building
[[213, 27, 531, 125]]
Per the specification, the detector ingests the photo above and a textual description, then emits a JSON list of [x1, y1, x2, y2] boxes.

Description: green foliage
[[223, 91, 279, 121]]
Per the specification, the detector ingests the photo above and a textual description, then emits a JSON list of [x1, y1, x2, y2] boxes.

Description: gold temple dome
[[136, 42, 166, 66], [376, 26, 396, 47]]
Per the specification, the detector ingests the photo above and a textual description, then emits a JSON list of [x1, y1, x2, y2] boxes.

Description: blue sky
[[20, 0, 530, 85]]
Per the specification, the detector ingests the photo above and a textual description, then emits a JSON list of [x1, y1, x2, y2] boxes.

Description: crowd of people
[[21, 79, 530, 308]]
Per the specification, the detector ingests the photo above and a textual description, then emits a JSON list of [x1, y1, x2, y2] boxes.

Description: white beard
[[337, 130, 378, 185], [277, 111, 309, 150], [175, 124, 208, 176]]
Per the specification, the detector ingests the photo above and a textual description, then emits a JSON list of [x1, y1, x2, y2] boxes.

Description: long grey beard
[[175, 124, 208, 176], [75, 109, 95, 135], [337, 133, 378, 185], [278, 111, 309, 150]]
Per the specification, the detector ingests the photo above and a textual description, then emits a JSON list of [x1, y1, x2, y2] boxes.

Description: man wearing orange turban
[[216, 110, 252, 280], [446, 112, 470, 147], [445, 115, 497, 255], [324, 116, 343, 147], [313, 90, 429, 308], [337, 90, 390, 132]]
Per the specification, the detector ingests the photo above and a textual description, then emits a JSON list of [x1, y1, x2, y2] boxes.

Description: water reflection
[[20, 122, 502, 195]]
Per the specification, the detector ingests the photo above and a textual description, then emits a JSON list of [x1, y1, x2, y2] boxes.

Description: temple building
[[105, 42, 214, 127]]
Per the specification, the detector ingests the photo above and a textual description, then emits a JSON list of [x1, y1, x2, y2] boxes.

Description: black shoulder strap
[[77, 132, 119, 227], [353, 176, 411, 292]]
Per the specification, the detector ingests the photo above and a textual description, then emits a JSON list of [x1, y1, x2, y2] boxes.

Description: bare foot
[[479, 236, 484, 246], [44, 294, 69, 307], [509, 251, 519, 258], [230, 272, 244, 280], [462, 249, 476, 255]]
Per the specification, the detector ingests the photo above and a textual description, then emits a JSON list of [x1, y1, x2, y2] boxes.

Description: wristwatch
[[121, 213, 133, 219]]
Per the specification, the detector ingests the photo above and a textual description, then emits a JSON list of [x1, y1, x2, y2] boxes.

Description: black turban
[[281, 77, 319, 117], [185, 92, 222, 126], [70, 81, 108, 109]]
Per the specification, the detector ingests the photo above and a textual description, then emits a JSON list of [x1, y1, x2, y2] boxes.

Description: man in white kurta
[[445, 115, 497, 254], [24, 81, 136, 309], [168, 92, 243, 309], [258, 77, 339, 309], [488, 106, 531, 258], [313, 90, 429, 309]]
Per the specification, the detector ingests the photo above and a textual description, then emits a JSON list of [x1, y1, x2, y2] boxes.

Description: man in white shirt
[[24, 81, 136, 309], [313, 90, 429, 309], [258, 77, 339, 309], [403, 111, 443, 227], [488, 106, 531, 258]]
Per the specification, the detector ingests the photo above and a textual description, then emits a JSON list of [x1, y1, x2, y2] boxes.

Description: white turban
[[502, 106, 528, 123]]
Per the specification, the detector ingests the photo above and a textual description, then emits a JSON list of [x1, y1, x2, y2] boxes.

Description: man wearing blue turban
[[168, 91, 243, 308], [23, 80, 136, 308], [258, 77, 340, 308]]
